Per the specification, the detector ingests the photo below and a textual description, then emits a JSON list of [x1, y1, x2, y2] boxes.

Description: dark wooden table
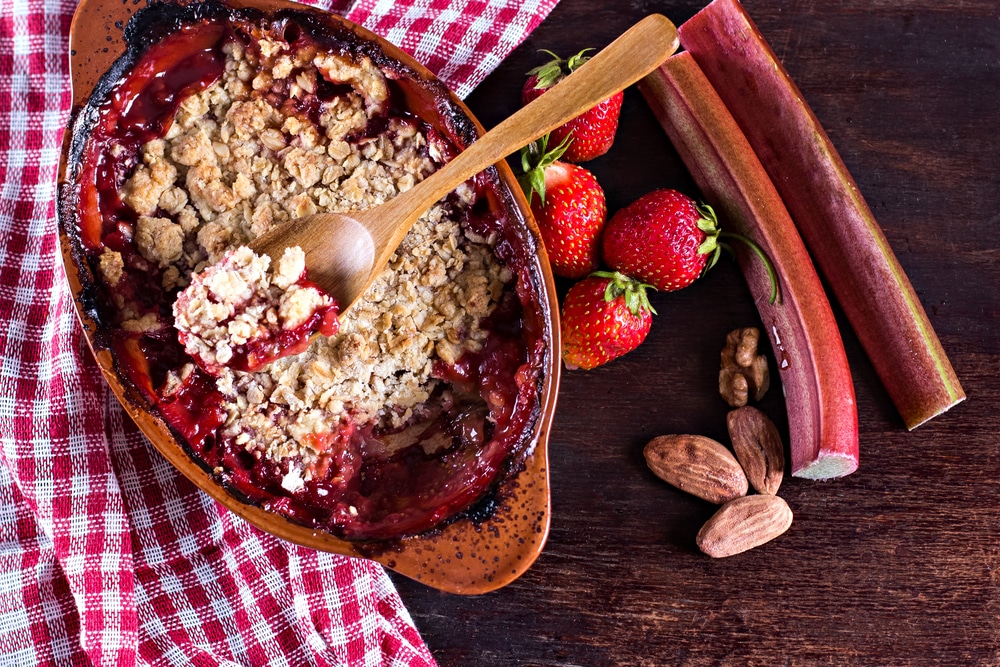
[[389, 0, 1000, 664]]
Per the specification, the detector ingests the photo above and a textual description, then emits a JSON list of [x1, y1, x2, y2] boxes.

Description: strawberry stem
[[696, 203, 779, 305], [720, 231, 780, 305]]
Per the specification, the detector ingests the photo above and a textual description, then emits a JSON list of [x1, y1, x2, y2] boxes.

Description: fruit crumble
[[65, 2, 549, 540], [173, 245, 339, 375]]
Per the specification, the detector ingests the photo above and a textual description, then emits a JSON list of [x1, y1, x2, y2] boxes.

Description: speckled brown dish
[[58, 0, 560, 594]]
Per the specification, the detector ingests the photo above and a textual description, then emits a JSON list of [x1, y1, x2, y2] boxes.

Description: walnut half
[[719, 327, 770, 407]]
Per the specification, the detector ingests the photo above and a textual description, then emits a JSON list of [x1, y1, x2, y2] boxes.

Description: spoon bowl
[[260, 212, 377, 313]]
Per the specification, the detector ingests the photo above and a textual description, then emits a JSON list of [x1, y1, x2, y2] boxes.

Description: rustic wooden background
[[390, 0, 1000, 664]]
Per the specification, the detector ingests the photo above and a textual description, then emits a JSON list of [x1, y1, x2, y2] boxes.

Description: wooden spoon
[[249, 13, 679, 313]]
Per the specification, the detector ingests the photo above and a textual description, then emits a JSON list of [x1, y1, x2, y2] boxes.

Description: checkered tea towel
[[0, 0, 558, 664]]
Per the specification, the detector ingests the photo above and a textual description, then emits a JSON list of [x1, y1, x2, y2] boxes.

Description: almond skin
[[643, 434, 748, 504], [727, 406, 785, 495], [696, 494, 793, 558]]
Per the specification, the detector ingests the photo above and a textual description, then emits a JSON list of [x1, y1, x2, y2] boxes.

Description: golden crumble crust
[[111, 25, 510, 476]]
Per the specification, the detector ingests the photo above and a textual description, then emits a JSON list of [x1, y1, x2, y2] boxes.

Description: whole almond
[[727, 406, 785, 495], [643, 435, 748, 504], [696, 494, 793, 558]]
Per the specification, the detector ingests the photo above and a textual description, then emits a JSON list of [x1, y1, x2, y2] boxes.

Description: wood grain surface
[[388, 0, 1000, 664]]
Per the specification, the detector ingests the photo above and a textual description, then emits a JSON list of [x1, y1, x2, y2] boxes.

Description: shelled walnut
[[719, 327, 769, 407]]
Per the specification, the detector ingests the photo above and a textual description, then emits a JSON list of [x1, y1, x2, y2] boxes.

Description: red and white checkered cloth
[[0, 0, 558, 664]]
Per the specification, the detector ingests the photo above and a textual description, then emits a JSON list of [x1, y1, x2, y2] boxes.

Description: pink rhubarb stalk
[[639, 53, 859, 479], [678, 0, 964, 429]]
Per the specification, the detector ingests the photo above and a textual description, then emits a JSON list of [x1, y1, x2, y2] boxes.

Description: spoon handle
[[367, 13, 679, 264]]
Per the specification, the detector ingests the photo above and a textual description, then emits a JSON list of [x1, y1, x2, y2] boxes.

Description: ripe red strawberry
[[602, 189, 722, 292], [561, 271, 656, 370], [522, 49, 623, 163], [519, 135, 606, 279]]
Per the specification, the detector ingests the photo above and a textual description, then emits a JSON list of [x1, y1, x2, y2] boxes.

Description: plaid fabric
[[0, 0, 558, 665]]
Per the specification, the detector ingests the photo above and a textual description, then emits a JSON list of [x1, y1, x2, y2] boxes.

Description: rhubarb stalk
[[639, 53, 859, 479], [678, 0, 964, 429]]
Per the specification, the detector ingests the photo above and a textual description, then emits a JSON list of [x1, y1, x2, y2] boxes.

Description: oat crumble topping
[[112, 30, 511, 481]]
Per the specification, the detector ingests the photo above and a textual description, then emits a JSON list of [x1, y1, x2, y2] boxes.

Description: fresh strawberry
[[603, 189, 780, 300], [519, 135, 607, 279], [522, 49, 624, 162], [602, 189, 722, 292], [561, 271, 656, 370]]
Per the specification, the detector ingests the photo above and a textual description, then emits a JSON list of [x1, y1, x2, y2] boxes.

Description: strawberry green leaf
[[527, 49, 595, 90], [696, 204, 720, 233], [528, 61, 564, 90], [518, 133, 573, 205], [705, 247, 722, 271], [591, 270, 657, 316], [697, 236, 718, 255], [565, 48, 594, 72], [695, 202, 722, 265]]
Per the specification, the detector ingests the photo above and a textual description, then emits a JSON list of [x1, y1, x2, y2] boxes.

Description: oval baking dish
[[58, 0, 560, 594]]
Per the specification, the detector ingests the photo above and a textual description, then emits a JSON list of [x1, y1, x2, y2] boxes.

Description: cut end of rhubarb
[[904, 392, 967, 431], [793, 454, 858, 481]]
